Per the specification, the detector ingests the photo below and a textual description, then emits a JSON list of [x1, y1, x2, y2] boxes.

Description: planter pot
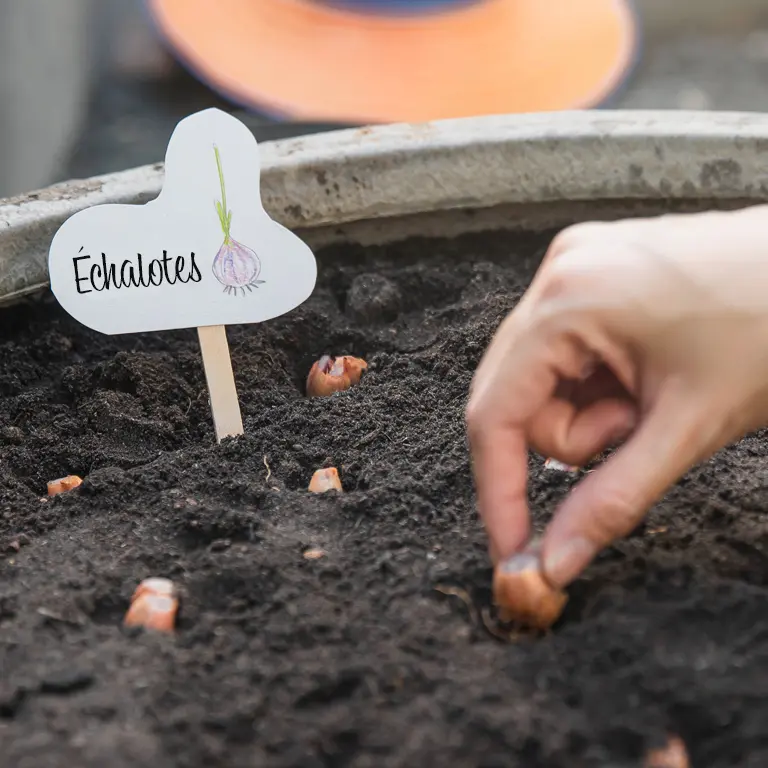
[[2, 109, 768, 307], [1, 110, 767, 767]]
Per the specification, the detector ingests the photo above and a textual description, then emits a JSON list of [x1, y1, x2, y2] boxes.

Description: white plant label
[[48, 108, 317, 335]]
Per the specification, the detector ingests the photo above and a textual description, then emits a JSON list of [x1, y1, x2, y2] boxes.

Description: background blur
[[2, 0, 768, 199]]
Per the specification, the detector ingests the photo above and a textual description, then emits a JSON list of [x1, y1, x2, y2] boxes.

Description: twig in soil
[[36, 607, 85, 627], [340, 516, 365, 543], [434, 585, 480, 627], [242, 349, 276, 368], [342, 516, 365, 540], [353, 429, 380, 448]]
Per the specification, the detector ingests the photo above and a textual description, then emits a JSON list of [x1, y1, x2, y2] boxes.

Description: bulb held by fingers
[[493, 540, 568, 630]]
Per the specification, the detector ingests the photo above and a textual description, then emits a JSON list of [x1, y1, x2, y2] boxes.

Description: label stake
[[197, 324, 244, 442]]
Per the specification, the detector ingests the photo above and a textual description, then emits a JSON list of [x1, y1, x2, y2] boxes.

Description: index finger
[[467, 420, 531, 564], [467, 339, 563, 563], [466, 309, 594, 563]]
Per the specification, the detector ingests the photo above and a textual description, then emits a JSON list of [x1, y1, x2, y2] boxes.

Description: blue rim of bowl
[[311, 0, 485, 15]]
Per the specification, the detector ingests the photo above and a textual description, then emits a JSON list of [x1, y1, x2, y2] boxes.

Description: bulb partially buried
[[309, 467, 343, 493], [211, 144, 265, 296], [306, 355, 368, 397], [493, 541, 568, 630], [123, 577, 179, 633], [47, 475, 83, 496]]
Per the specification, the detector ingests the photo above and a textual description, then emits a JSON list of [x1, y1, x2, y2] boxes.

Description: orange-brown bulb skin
[[131, 577, 176, 603], [124, 577, 178, 633], [306, 355, 368, 397], [644, 737, 689, 768], [47, 475, 83, 496], [124, 594, 178, 633], [493, 551, 568, 630], [309, 467, 342, 493]]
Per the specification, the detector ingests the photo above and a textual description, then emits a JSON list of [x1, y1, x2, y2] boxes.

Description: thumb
[[540, 389, 718, 588]]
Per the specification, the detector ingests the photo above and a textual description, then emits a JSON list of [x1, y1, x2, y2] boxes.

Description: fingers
[[537, 221, 612, 272], [540, 390, 716, 587], [468, 423, 531, 564], [468, 322, 596, 564], [528, 397, 637, 467], [567, 364, 634, 410]]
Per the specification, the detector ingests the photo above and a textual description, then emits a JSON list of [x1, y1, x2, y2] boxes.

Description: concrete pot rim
[[2, 109, 768, 306]]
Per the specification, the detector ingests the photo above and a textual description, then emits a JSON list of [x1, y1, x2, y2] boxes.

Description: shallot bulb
[[308, 467, 343, 493], [493, 539, 568, 630], [47, 475, 83, 496], [123, 577, 179, 634], [211, 145, 265, 296], [306, 355, 368, 397]]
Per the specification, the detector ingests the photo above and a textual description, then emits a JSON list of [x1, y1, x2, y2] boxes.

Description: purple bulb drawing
[[211, 144, 265, 296]]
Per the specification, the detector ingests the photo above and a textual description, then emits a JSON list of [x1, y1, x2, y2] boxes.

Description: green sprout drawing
[[211, 144, 264, 295]]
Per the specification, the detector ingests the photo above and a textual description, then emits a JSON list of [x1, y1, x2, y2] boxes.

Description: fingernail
[[543, 537, 596, 587], [498, 551, 539, 574], [522, 535, 543, 557]]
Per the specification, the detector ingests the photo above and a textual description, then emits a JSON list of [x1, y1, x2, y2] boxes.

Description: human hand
[[467, 205, 768, 587]]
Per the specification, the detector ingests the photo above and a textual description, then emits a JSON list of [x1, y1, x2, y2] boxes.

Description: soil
[[1, 229, 767, 768]]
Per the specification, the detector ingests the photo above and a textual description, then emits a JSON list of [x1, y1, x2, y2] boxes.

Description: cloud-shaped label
[[48, 108, 318, 335]]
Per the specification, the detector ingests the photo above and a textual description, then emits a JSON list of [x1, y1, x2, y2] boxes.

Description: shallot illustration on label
[[212, 144, 265, 296]]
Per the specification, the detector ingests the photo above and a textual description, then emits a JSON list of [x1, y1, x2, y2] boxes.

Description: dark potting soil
[[1, 229, 767, 768]]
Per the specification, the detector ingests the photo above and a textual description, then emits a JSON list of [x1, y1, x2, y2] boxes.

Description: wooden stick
[[197, 325, 244, 442]]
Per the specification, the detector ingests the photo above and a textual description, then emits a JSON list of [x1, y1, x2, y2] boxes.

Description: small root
[[37, 607, 85, 627], [263, 455, 272, 483], [434, 585, 482, 628], [434, 586, 532, 642], [480, 606, 522, 643]]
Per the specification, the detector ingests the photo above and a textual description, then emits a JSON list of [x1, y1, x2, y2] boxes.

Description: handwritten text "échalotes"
[[72, 249, 202, 294]]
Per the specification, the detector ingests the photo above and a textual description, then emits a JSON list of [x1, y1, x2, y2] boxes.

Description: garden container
[[1, 110, 767, 767], [3, 110, 768, 306]]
